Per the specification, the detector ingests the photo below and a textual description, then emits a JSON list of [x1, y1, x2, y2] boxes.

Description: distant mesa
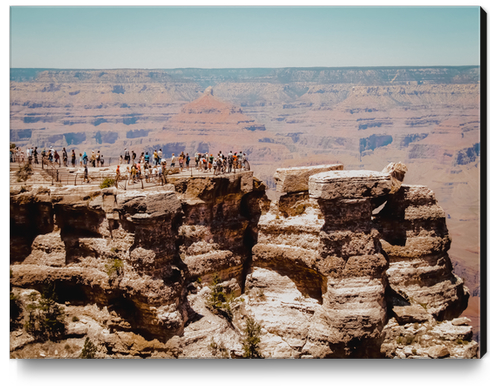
[[147, 87, 271, 157], [163, 88, 266, 133]]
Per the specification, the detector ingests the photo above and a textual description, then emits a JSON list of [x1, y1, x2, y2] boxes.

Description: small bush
[[16, 163, 33, 182], [405, 335, 415, 345], [24, 284, 65, 341], [80, 337, 97, 359], [242, 317, 263, 359], [105, 257, 123, 277], [206, 274, 234, 322], [100, 177, 115, 189], [208, 337, 229, 358], [72, 316, 80, 322]]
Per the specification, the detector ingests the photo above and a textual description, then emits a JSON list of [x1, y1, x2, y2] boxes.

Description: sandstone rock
[[375, 184, 469, 320], [428, 345, 450, 359], [309, 170, 391, 200], [392, 305, 432, 324], [9, 163, 477, 359], [451, 317, 471, 326], [382, 162, 408, 194], [183, 250, 242, 282], [242, 267, 320, 357], [274, 164, 343, 194], [116, 189, 181, 221]]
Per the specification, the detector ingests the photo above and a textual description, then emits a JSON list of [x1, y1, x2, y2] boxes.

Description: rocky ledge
[[10, 164, 476, 358]]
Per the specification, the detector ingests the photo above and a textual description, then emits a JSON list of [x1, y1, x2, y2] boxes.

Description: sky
[[9, 4, 481, 69]]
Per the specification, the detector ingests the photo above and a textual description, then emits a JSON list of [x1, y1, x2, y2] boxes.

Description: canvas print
[[9, 6, 483, 359]]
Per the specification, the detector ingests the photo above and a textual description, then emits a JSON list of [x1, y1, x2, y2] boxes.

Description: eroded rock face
[[246, 163, 474, 358], [373, 184, 469, 320], [9, 163, 476, 358], [10, 171, 267, 350]]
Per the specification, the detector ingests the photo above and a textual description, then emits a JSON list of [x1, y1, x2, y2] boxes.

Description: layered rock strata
[[373, 185, 469, 320], [249, 164, 473, 358], [10, 163, 475, 358], [10, 171, 267, 346]]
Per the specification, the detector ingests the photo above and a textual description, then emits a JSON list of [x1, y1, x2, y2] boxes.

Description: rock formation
[[9, 163, 477, 358]]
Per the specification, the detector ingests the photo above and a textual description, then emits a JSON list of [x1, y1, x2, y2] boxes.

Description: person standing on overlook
[[83, 163, 90, 183], [62, 148, 68, 167], [227, 151, 233, 173], [54, 150, 60, 166]]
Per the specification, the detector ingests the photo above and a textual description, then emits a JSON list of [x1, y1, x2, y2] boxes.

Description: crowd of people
[[11, 145, 250, 185], [10, 146, 106, 168], [119, 148, 249, 178]]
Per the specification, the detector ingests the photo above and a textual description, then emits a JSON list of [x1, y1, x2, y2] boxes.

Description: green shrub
[[24, 285, 65, 341], [100, 177, 115, 189], [206, 274, 234, 322], [105, 257, 123, 277], [16, 163, 32, 182], [80, 337, 97, 359], [72, 316, 80, 322], [208, 337, 229, 358], [242, 317, 263, 359]]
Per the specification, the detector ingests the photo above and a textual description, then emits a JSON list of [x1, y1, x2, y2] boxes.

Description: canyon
[[9, 161, 478, 358], [10, 66, 481, 348]]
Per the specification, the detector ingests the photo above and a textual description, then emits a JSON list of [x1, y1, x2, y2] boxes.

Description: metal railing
[[12, 155, 252, 190]]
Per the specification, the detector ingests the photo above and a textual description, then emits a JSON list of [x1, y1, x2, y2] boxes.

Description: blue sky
[[10, 6, 481, 69]]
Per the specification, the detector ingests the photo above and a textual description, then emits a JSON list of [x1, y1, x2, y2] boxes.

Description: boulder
[[274, 164, 343, 194], [392, 305, 432, 324], [428, 345, 450, 359], [309, 170, 391, 200], [382, 162, 408, 194]]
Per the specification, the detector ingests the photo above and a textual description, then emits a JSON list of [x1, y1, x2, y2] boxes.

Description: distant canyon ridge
[[9, 66, 481, 338]]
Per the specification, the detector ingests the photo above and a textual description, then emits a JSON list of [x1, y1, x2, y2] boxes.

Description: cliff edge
[[9, 164, 477, 358]]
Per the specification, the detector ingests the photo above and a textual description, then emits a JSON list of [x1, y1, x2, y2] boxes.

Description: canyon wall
[[10, 164, 478, 358], [10, 66, 481, 340]]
